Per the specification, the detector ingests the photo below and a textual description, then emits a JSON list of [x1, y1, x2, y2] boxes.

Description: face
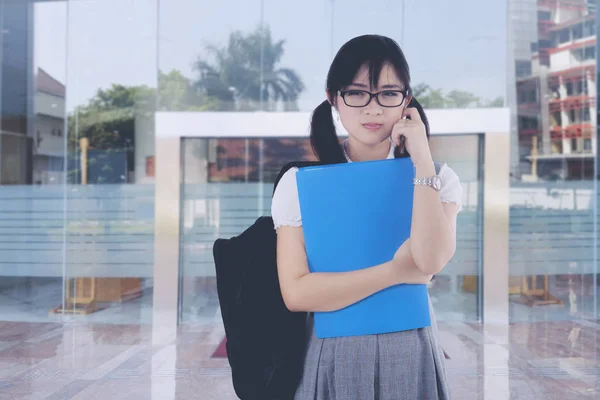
[[332, 62, 410, 147]]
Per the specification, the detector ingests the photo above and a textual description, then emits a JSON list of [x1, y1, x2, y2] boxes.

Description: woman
[[271, 34, 462, 400]]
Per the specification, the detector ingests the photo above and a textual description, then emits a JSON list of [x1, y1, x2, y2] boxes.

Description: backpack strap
[[273, 161, 323, 196]]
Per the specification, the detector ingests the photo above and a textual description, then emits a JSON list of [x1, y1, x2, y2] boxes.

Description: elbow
[[410, 232, 456, 275], [284, 297, 302, 313], [416, 259, 445, 275], [413, 248, 456, 275], [281, 288, 305, 313]]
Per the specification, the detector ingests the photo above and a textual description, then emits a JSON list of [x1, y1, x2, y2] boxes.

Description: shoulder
[[271, 167, 302, 229], [437, 163, 463, 212]]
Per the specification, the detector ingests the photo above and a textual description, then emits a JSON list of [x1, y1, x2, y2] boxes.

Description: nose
[[364, 96, 382, 115]]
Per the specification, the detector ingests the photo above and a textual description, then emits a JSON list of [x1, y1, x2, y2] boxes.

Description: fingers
[[392, 131, 402, 147], [402, 107, 421, 122]]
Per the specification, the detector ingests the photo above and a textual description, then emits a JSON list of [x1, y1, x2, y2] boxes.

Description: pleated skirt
[[293, 296, 450, 400]]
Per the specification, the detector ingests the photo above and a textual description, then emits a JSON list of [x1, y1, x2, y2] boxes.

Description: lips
[[363, 123, 383, 130]]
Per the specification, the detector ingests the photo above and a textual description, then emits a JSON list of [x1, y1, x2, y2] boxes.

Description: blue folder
[[295, 158, 431, 339]]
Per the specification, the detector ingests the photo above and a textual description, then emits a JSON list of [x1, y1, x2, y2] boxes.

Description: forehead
[[352, 63, 403, 89]]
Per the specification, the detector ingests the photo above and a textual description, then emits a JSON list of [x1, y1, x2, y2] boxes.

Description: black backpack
[[213, 161, 321, 400]]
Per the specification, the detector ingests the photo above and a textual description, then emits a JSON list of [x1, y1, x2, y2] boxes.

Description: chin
[[353, 130, 391, 146]]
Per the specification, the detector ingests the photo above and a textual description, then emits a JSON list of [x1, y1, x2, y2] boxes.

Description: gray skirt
[[294, 297, 450, 400]]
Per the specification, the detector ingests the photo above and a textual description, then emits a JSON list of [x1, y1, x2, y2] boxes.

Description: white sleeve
[[439, 164, 463, 213], [271, 167, 302, 229]]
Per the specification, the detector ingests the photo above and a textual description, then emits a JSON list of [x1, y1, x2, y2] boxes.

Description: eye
[[382, 91, 400, 97], [346, 90, 366, 97]]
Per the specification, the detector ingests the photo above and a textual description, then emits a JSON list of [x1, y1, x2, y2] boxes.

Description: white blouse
[[271, 142, 463, 230]]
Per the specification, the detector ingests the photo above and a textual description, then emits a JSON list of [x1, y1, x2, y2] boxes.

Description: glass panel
[[180, 137, 316, 324], [165, 0, 501, 327], [429, 135, 482, 322], [0, 0, 158, 325], [61, 0, 157, 323], [510, 3, 598, 322], [159, 0, 505, 113], [0, 1, 67, 322], [180, 134, 482, 324]]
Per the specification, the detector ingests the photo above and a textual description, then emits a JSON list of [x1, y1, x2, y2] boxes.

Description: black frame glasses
[[337, 89, 410, 108]]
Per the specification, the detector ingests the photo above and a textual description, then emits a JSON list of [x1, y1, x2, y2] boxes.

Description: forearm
[[286, 261, 398, 313], [394, 238, 434, 282], [410, 160, 455, 274]]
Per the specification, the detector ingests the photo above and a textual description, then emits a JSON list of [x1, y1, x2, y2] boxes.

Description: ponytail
[[310, 100, 346, 164]]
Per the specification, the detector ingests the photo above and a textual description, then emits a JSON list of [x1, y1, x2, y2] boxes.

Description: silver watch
[[414, 175, 442, 192]]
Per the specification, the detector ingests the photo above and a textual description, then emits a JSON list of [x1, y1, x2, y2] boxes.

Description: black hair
[[393, 97, 430, 159], [310, 34, 419, 164]]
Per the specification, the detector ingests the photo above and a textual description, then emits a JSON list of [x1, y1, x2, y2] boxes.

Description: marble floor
[[0, 319, 598, 399], [1, 275, 600, 399]]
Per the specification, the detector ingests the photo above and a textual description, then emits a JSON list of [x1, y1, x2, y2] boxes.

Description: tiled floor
[[1, 275, 600, 399], [0, 319, 598, 399]]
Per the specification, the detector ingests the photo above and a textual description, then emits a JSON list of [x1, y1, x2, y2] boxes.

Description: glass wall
[[2, 0, 597, 330], [157, 0, 506, 114], [0, 0, 157, 324], [180, 134, 483, 324], [180, 138, 314, 324], [162, 0, 505, 326], [508, 0, 599, 322]]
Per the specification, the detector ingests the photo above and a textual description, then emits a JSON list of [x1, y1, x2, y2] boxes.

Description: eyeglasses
[[337, 89, 410, 108]]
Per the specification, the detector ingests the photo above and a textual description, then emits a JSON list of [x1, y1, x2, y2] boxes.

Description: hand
[[392, 240, 433, 285], [391, 107, 433, 167]]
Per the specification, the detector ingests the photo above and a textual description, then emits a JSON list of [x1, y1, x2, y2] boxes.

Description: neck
[[345, 137, 391, 162]]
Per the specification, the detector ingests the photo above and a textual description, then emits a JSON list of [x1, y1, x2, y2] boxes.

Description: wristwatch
[[414, 175, 442, 192]]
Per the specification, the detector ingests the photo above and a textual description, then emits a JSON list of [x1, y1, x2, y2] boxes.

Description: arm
[[410, 162, 459, 275], [391, 107, 460, 275], [276, 226, 431, 313]]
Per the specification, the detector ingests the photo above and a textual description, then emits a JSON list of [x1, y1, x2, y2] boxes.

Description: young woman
[[271, 34, 462, 400]]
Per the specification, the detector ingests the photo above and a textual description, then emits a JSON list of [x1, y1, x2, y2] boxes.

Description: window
[[570, 109, 577, 123], [515, 60, 531, 78], [517, 89, 537, 104], [47, 156, 64, 172], [574, 46, 596, 61], [208, 138, 316, 183], [575, 80, 589, 95], [584, 138, 592, 151], [571, 138, 579, 152], [583, 20, 595, 37], [537, 11, 551, 21], [528, 89, 537, 103], [583, 108, 591, 121], [558, 28, 570, 44], [519, 116, 538, 130], [566, 82, 574, 96], [572, 24, 583, 40], [584, 46, 595, 60]]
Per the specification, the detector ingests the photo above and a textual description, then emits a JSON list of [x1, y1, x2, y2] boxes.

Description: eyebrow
[[348, 82, 404, 90]]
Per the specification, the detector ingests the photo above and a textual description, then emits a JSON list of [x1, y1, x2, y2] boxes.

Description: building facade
[[516, 0, 597, 180]]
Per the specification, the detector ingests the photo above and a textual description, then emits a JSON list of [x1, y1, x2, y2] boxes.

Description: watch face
[[432, 176, 442, 191]]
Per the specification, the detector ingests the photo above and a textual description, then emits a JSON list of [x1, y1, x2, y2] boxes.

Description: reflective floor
[[0, 319, 598, 400]]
